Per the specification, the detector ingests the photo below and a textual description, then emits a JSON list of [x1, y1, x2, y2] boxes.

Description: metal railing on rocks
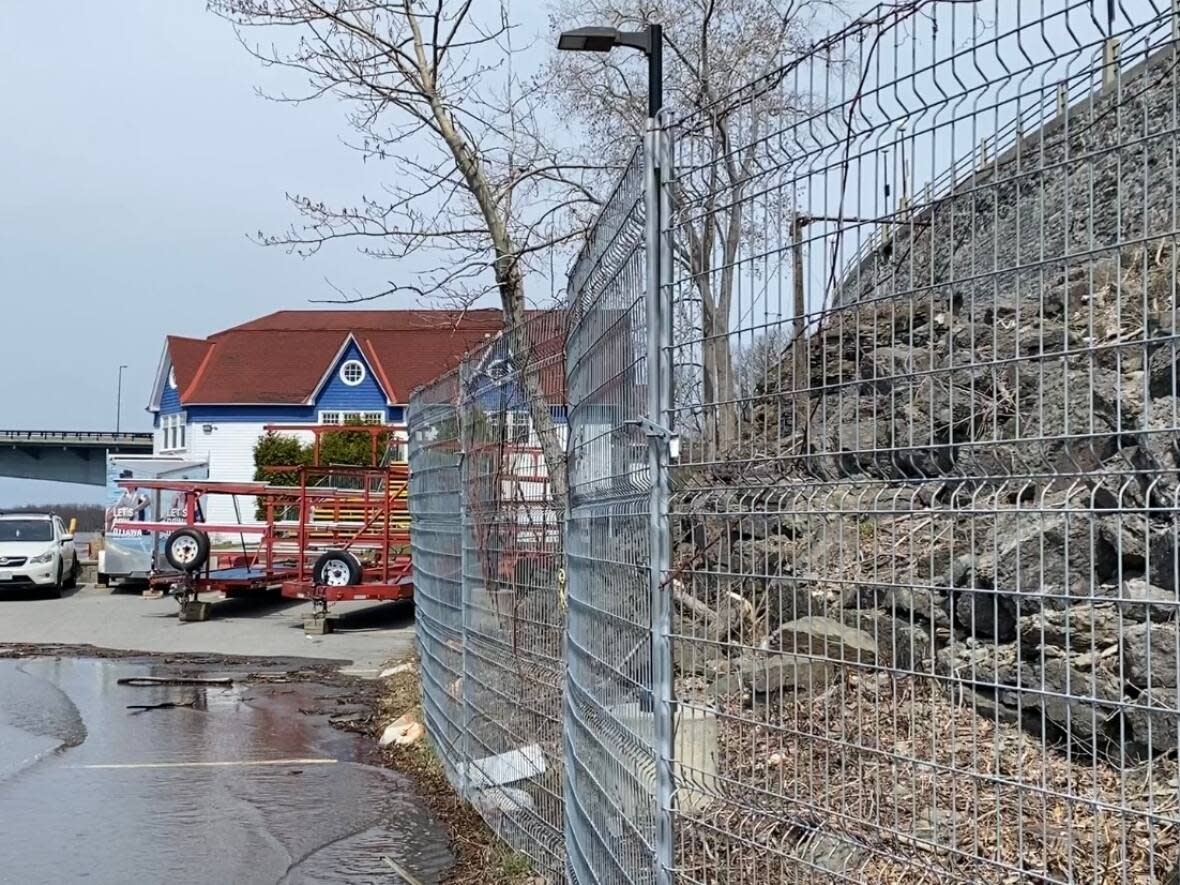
[[411, 3, 1180, 883]]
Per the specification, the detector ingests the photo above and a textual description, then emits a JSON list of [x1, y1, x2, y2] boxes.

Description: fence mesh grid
[[411, 312, 568, 880], [410, 3, 1180, 883]]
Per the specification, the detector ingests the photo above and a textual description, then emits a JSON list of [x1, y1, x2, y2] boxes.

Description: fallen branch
[[381, 855, 425, 885], [126, 701, 197, 712], [117, 676, 233, 687]]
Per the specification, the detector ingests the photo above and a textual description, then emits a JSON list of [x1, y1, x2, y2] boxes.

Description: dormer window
[[339, 360, 366, 386]]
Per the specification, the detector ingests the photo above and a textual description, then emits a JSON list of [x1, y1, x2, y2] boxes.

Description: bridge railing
[[0, 430, 154, 445]]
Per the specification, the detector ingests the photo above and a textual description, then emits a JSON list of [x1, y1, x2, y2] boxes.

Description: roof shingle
[[170, 310, 507, 405]]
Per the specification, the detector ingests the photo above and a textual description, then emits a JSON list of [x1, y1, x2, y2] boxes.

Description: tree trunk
[[419, 58, 570, 515]]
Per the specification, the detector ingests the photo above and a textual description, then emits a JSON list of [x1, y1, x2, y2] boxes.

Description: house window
[[160, 414, 187, 452], [319, 410, 385, 425], [507, 411, 530, 443], [339, 360, 366, 386]]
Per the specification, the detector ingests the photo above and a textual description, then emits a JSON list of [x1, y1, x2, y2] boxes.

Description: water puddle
[[0, 657, 452, 884]]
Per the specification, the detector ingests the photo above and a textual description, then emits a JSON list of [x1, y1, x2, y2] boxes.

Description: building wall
[[149, 340, 411, 526], [316, 341, 389, 417], [182, 421, 314, 526]]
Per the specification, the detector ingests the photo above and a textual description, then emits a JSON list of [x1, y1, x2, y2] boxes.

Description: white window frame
[[159, 413, 187, 452], [318, 410, 385, 426], [339, 360, 366, 386]]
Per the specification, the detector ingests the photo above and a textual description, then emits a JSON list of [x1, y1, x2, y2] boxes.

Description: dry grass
[[677, 673, 1179, 884]]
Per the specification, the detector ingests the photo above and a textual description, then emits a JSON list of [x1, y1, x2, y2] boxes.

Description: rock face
[[665, 49, 1180, 771]]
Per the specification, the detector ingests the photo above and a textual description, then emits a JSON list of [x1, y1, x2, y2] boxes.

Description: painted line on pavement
[[75, 757, 338, 770]]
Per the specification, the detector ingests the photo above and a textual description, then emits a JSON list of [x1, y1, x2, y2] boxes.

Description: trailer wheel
[[313, 550, 362, 587], [164, 528, 210, 573]]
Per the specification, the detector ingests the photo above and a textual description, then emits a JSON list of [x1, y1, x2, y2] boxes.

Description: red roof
[[168, 310, 506, 405]]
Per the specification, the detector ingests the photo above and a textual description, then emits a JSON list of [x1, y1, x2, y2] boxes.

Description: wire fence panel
[[665, 3, 1180, 884], [412, 4, 1180, 883], [457, 311, 569, 880], [408, 369, 465, 788], [565, 143, 663, 885]]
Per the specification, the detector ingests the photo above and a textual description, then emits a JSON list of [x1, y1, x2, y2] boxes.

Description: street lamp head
[[557, 26, 620, 53], [557, 25, 652, 56]]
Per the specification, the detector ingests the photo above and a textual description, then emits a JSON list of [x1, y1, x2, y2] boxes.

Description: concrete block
[[178, 601, 212, 622], [304, 617, 332, 635]]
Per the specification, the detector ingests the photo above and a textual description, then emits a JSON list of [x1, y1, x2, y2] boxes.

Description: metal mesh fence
[[410, 312, 568, 881], [666, 2, 1180, 883], [412, 3, 1180, 883]]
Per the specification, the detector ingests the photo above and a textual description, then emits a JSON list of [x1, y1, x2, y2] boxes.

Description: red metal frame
[[113, 461, 413, 605]]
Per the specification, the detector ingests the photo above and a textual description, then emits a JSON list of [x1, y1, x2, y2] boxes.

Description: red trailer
[[111, 453, 413, 629]]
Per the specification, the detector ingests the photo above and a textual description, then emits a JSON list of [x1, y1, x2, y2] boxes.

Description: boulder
[[711, 652, 834, 695], [981, 513, 1121, 607], [877, 585, 951, 628], [1018, 604, 1125, 651], [1118, 577, 1177, 621], [938, 643, 1124, 748], [954, 589, 1018, 641], [767, 616, 878, 666], [845, 609, 934, 673], [1122, 621, 1180, 688], [1121, 688, 1180, 762]]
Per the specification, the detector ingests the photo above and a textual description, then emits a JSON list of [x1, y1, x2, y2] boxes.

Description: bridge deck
[[0, 430, 154, 447]]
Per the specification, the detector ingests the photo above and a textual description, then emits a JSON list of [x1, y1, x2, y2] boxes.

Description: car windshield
[[0, 520, 53, 542]]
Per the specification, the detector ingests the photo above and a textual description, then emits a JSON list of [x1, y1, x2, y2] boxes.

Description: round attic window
[[340, 360, 366, 386], [168, 367, 178, 390]]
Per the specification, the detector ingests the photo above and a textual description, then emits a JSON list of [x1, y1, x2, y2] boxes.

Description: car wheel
[[65, 559, 78, 589], [164, 528, 211, 573], [49, 562, 64, 599], [312, 550, 362, 587]]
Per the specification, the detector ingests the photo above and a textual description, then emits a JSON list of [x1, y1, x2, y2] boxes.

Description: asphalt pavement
[[0, 584, 416, 676]]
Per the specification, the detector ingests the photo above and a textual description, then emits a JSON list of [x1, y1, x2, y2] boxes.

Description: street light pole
[[116, 364, 128, 433]]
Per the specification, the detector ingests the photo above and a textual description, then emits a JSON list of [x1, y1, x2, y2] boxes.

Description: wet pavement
[[0, 656, 452, 885]]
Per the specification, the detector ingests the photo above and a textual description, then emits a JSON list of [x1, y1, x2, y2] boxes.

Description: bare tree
[[545, 0, 848, 452], [210, 0, 601, 511]]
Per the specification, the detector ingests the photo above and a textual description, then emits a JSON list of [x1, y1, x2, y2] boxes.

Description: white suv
[[0, 514, 78, 597]]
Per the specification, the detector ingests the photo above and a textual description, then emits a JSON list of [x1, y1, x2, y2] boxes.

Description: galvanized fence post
[[646, 115, 675, 885], [456, 360, 471, 799]]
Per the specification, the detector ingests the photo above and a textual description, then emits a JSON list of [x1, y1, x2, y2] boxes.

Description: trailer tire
[[313, 550, 362, 587], [164, 528, 210, 573]]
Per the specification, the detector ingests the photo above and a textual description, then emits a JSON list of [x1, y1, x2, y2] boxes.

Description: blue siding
[[186, 405, 318, 423], [159, 361, 184, 415], [315, 342, 389, 413]]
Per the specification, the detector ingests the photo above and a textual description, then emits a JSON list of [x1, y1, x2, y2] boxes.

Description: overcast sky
[[0, 0, 1160, 508], [0, 1, 545, 506]]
